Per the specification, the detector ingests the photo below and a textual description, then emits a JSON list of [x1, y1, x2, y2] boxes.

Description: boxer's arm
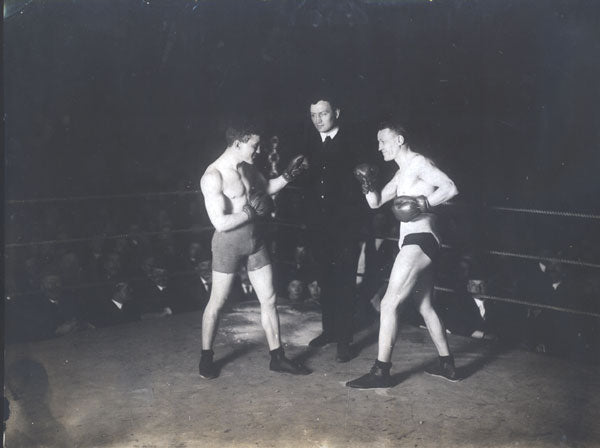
[[266, 154, 309, 194], [241, 162, 284, 196], [416, 157, 459, 207], [365, 176, 398, 209], [266, 175, 288, 195], [200, 170, 250, 232]]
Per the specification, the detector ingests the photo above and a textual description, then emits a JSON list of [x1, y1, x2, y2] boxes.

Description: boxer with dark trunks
[[347, 120, 460, 389], [199, 121, 310, 379]]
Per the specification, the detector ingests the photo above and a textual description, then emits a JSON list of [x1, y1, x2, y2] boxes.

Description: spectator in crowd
[[307, 280, 321, 304], [134, 257, 174, 319], [194, 260, 213, 296], [439, 252, 488, 339], [518, 251, 573, 354], [102, 252, 125, 283], [481, 254, 525, 345], [83, 236, 107, 283], [178, 259, 212, 313], [280, 243, 314, 286], [187, 241, 206, 269], [88, 281, 141, 328], [13, 248, 41, 294], [58, 251, 83, 288], [287, 279, 306, 303], [39, 271, 86, 337], [154, 228, 179, 272], [7, 271, 85, 342]]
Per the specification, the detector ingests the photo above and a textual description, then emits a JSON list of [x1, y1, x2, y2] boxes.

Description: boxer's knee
[[205, 294, 227, 316], [259, 292, 277, 309], [380, 296, 400, 317], [418, 299, 436, 320]]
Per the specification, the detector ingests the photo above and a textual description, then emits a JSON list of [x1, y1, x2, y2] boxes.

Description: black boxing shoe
[[424, 355, 460, 382], [336, 342, 353, 363], [269, 347, 311, 375], [308, 332, 335, 348], [198, 349, 218, 380], [346, 360, 392, 389]]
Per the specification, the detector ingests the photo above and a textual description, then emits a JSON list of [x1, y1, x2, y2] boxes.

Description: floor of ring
[[4, 300, 600, 448]]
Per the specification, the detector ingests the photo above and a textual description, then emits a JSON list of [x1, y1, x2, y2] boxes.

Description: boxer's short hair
[[378, 120, 410, 143], [225, 120, 261, 146]]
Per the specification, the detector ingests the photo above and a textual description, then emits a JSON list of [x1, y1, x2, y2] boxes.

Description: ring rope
[[6, 222, 599, 270], [7, 256, 600, 319], [488, 205, 600, 220], [7, 260, 299, 298], [5, 191, 599, 317], [381, 239, 600, 269], [6, 268, 202, 299], [433, 286, 600, 319], [6, 190, 200, 205], [7, 190, 600, 221], [5, 221, 307, 249], [5, 226, 215, 249], [485, 249, 600, 269]]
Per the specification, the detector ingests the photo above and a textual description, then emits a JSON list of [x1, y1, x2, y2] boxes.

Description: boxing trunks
[[401, 232, 439, 262], [211, 222, 270, 273]]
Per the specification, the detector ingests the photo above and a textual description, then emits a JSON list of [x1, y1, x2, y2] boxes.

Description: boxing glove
[[353, 164, 379, 195], [244, 191, 274, 219], [392, 195, 430, 222], [282, 155, 309, 182]]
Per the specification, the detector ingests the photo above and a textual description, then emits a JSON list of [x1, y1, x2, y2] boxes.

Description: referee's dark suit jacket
[[301, 124, 371, 343]]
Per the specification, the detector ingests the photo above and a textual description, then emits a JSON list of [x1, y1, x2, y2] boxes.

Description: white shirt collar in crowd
[[320, 126, 339, 142]]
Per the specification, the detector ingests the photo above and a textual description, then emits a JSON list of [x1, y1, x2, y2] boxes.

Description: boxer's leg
[[248, 254, 310, 375], [199, 271, 236, 379], [247, 263, 280, 350], [347, 245, 430, 389]]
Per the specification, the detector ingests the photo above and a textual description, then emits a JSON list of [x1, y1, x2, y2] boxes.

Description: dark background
[[4, 0, 600, 252]]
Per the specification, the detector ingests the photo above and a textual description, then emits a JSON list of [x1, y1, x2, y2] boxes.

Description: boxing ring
[[4, 190, 600, 448]]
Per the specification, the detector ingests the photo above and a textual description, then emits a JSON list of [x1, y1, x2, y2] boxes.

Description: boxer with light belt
[[347, 121, 459, 388], [199, 121, 310, 379]]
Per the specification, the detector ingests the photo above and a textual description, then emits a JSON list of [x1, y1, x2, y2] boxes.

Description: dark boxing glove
[[282, 155, 309, 182], [353, 164, 379, 195], [391, 195, 430, 222], [244, 191, 274, 220]]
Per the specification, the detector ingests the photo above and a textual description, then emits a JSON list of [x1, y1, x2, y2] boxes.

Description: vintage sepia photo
[[3, 0, 599, 446]]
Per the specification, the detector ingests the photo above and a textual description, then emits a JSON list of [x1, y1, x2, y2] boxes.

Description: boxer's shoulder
[[200, 167, 224, 194], [411, 153, 436, 170]]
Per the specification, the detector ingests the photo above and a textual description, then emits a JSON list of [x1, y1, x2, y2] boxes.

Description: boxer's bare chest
[[395, 159, 419, 194], [220, 163, 263, 201], [220, 168, 247, 201], [395, 158, 432, 197]]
